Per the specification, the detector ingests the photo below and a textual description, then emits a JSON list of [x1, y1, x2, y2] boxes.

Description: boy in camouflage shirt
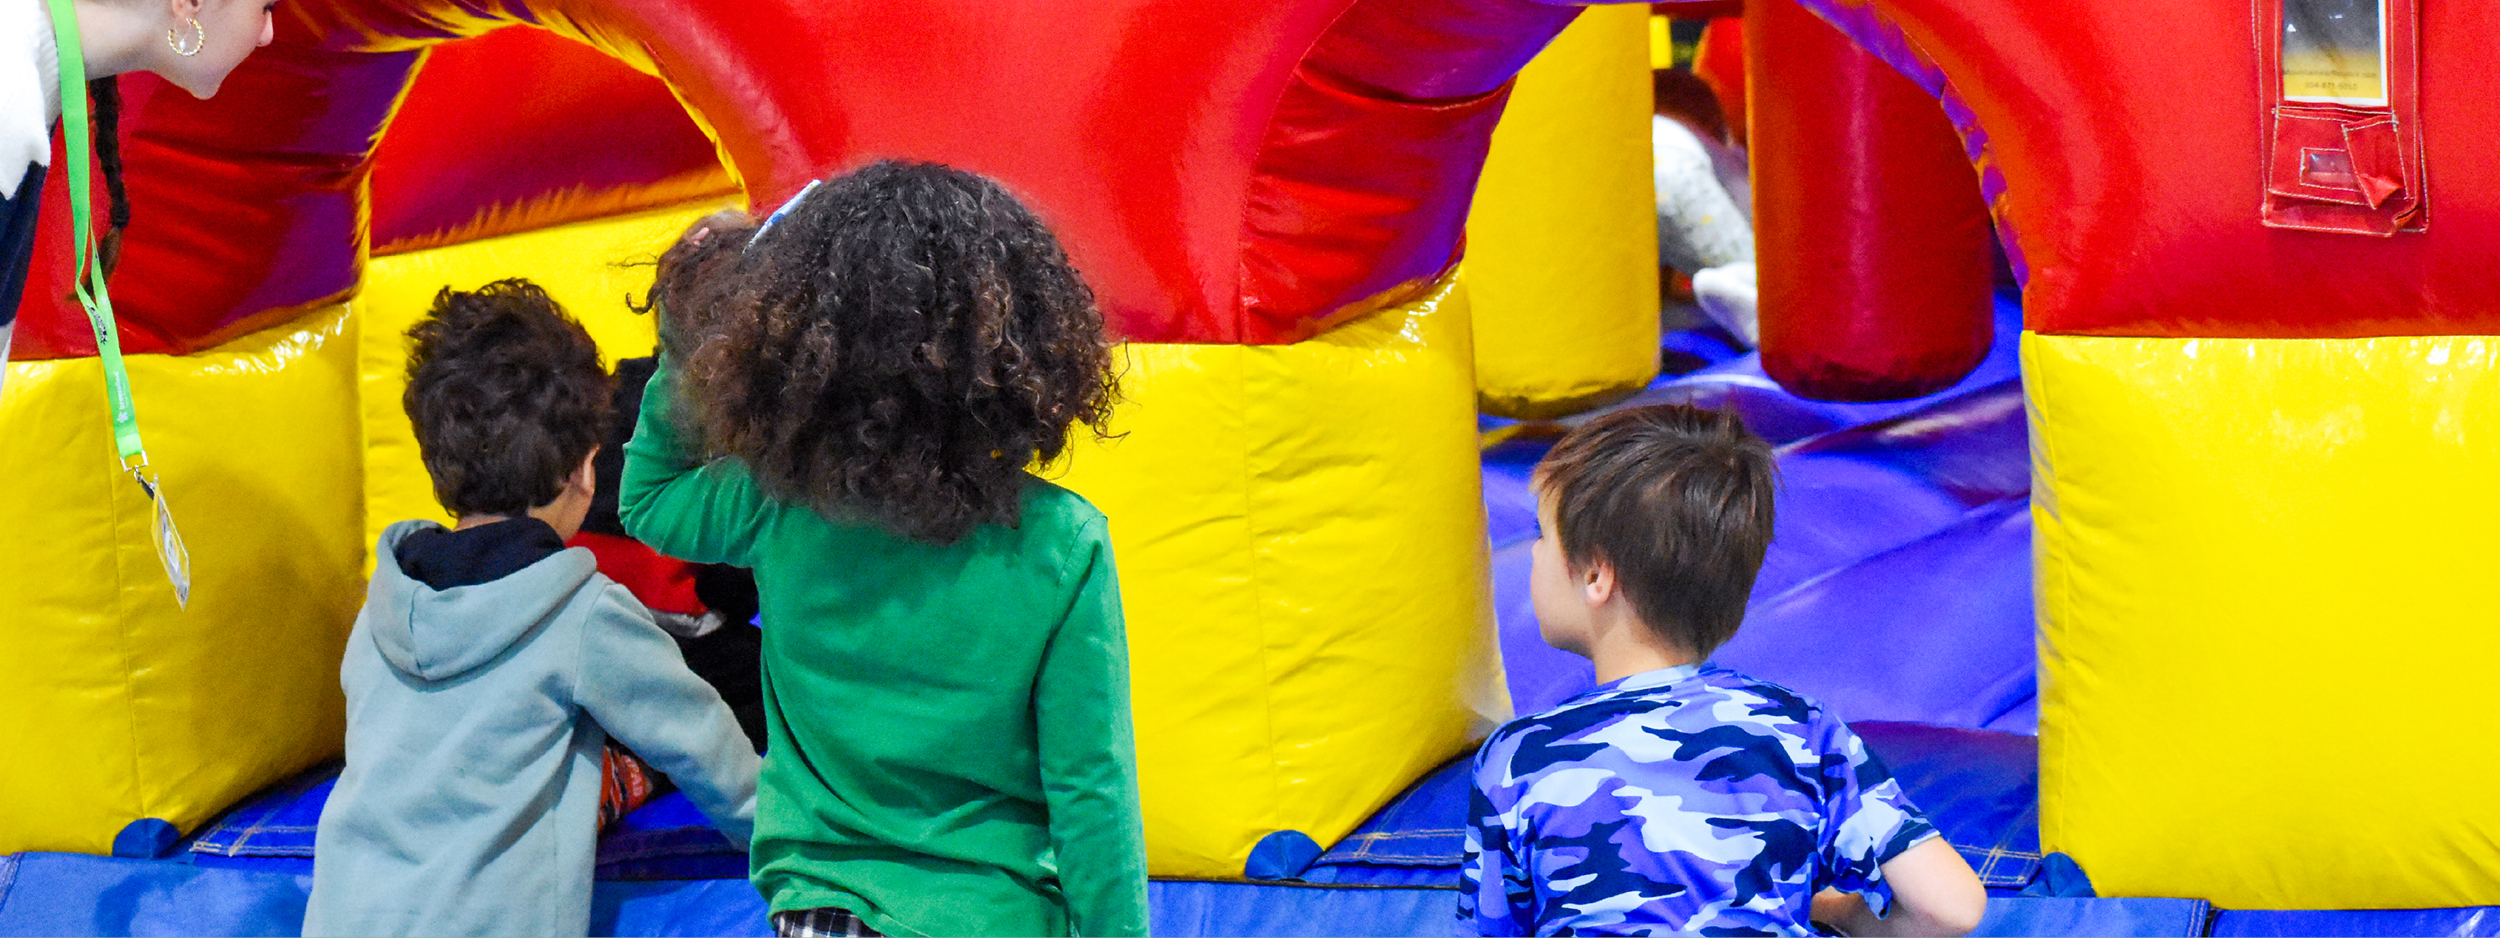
[[1462, 405, 1985, 937]]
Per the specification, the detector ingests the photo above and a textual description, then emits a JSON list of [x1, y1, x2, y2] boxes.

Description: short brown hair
[[1533, 404, 1777, 656], [403, 279, 613, 517]]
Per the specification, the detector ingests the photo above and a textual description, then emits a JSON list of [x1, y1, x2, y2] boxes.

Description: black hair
[[403, 279, 614, 517], [88, 76, 129, 276], [650, 160, 1120, 544], [1534, 404, 1779, 656]]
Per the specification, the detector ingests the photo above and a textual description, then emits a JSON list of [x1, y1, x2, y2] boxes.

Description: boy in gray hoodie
[[306, 280, 761, 938]]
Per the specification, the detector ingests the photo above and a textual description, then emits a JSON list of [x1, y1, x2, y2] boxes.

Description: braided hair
[[86, 75, 129, 276]]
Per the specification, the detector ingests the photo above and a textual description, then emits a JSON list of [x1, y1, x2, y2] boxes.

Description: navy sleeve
[[0, 161, 48, 328]]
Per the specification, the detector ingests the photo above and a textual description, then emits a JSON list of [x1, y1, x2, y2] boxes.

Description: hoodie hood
[[365, 519, 599, 681]]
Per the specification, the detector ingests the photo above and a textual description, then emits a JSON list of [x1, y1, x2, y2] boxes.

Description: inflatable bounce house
[[0, 0, 2494, 933]]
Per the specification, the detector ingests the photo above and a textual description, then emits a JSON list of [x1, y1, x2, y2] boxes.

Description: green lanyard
[[44, 0, 190, 606]]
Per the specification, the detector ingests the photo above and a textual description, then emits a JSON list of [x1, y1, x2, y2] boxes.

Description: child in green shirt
[[619, 161, 1143, 938]]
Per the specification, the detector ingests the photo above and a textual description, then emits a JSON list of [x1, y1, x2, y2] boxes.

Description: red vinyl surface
[[1692, 16, 1745, 148], [14, 44, 416, 359], [1797, 0, 2500, 338], [11, 0, 1614, 357], [368, 27, 735, 256], [27, 0, 2486, 362], [1749, 0, 1992, 401]]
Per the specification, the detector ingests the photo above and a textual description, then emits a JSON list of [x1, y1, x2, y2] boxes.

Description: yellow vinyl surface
[[0, 306, 366, 854], [10, 193, 1497, 876], [2027, 332, 2500, 909], [364, 202, 1498, 878], [358, 201, 733, 557], [1466, 3, 1661, 419], [1054, 276, 1502, 878]]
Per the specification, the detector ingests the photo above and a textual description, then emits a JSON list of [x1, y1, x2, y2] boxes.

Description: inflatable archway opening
[[0, 0, 1667, 879]]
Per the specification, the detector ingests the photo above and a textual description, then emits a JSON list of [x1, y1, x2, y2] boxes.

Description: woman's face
[[157, 0, 278, 99]]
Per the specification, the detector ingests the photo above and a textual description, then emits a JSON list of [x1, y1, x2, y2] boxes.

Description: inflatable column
[[1748, 0, 1994, 401], [0, 54, 406, 856], [1783, 0, 2500, 908], [1466, 4, 1659, 419]]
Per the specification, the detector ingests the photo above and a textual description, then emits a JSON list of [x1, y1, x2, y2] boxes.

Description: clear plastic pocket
[[135, 472, 192, 608], [2260, 0, 2421, 235]]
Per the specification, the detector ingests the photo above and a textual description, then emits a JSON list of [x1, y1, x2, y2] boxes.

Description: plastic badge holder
[[2259, 0, 2422, 235], [139, 472, 190, 607]]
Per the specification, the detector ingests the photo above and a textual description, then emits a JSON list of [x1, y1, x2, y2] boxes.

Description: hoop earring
[[167, 20, 205, 57]]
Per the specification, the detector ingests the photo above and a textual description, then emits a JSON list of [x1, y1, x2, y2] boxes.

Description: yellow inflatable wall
[[2028, 332, 2500, 909], [1466, 3, 1660, 419], [0, 307, 365, 854], [1054, 277, 1500, 877]]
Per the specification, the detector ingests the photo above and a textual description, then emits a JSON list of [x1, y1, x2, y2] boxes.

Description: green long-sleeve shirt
[[619, 355, 1148, 937]]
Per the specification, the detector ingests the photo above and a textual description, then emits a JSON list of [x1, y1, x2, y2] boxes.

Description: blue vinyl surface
[[597, 793, 746, 881], [591, 880, 770, 937], [185, 769, 747, 882], [2209, 907, 2500, 937], [13, 852, 2483, 938], [1610, 291, 2023, 448], [1851, 722, 2040, 890], [0, 852, 776, 938], [1149, 880, 1462, 938], [187, 767, 336, 860], [0, 853, 311, 938], [1970, 897, 2211, 937], [1298, 759, 1470, 887]]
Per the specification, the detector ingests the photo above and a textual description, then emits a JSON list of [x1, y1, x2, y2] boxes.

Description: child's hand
[[682, 210, 752, 248], [1810, 889, 1870, 935]]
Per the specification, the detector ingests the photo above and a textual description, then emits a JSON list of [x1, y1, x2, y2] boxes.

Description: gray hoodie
[[305, 520, 760, 937]]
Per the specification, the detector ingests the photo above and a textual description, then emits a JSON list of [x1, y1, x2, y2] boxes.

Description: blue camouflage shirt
[[1462, 664, 1937, 937]]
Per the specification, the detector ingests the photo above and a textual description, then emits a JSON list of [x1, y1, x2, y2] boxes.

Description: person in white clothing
[[0, 0, 275, 399]]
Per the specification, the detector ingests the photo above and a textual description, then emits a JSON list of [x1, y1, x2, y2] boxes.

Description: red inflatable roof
[[11, 0, 1598, 357]]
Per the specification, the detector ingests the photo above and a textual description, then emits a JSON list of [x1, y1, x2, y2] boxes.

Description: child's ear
[[1581, 559, 1619, 607], [572, 447, 600, 494]]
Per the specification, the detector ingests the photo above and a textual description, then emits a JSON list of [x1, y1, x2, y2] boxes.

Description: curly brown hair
[[649, 161, 1120, 544], [403, 279, 613, 517]]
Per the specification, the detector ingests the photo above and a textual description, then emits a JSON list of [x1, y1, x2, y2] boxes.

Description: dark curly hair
[[404, 279, 614, 517], [650, 161, 1120, 544]]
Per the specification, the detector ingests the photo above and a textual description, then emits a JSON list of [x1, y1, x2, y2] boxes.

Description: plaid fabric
[[772, 908, 880, 937]]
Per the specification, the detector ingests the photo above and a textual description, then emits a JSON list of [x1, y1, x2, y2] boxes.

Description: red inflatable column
[[1746, 0, 1993, 401]]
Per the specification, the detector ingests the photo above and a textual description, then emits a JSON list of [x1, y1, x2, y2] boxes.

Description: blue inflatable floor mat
[[21, 850, 2477, 938]]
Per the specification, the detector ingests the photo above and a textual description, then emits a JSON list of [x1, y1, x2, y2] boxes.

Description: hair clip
[[748, 178, 825, 246]]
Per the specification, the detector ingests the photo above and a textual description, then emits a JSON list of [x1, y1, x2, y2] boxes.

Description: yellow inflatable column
[[1057, 277, 1501, 877], [0, 308, 366, 854], [2028, 332, 2500, 909], [1467, 3, 1661, 419], [356, 202, 716, 554]]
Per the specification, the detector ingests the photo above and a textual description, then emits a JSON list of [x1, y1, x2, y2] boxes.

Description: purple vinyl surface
[[1488, 293, 2036, 733]]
